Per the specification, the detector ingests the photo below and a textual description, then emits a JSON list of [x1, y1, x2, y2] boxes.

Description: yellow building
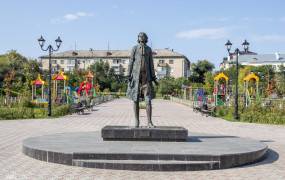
[[40, 48, 190, 78]]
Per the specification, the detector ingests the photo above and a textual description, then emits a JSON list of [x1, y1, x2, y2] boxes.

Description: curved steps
[[72, 159, 220, 171]]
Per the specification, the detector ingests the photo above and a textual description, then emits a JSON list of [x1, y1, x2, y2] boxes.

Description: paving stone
[[0, 98, 284, 179]]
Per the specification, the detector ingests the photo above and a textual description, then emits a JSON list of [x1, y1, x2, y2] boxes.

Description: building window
[[67, 59, 75, 64], [159, 60, 165, 64], [113, 59, 122, 64], [60, 60, 64, 64], [68, 67, 74, 71], [52, 60, 57, 64], [169, 60, 174, 64]]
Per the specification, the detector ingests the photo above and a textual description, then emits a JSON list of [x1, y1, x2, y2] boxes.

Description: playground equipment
[[213, 72, 229, 106], [77, 71, 96, 97], [193, 88, 206, 108], [31, 74, 47, 104], [243, 72, 259, 107], [52, 71, 68, 102], [74, 71, 98, 111], [192, 88, 215, 116], [64, 86, 79, 104]]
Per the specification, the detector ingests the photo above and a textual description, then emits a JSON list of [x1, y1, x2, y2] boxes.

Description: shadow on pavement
[[260, 140, 275, 143], [186, 135, 238, 142], [81, 112, 92, 115]]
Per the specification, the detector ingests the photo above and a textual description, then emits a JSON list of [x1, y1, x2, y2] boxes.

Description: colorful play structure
[[213, 72, 229, 106], [77, 71, 96, 97], [52, 71, 68, 102], [31, 74, 47, 105], [193, 88, 206, 108], [192, 72, 262, 115], [243, 72, 260, 107], [30, 71, 98, 107]]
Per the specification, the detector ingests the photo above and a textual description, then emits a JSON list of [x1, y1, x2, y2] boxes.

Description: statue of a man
[[126, 32, 157, 128]]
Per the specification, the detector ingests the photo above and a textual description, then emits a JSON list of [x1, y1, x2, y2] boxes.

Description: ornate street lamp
[[38, 35, 62, 116], [242, 40, 250, 53], [225, 39, 250, 120]]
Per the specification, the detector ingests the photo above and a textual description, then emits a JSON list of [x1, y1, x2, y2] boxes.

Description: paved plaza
[[0, 98, 285, 179]]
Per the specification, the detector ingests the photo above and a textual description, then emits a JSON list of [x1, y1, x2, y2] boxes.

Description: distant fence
[[0, 96, 23, 107], [170, 95, 285, 110], [170, 96, 193, 108], [92, 95, 115, 105]]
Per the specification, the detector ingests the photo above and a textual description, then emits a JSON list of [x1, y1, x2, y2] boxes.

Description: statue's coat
[[126, 44, 156, 101]]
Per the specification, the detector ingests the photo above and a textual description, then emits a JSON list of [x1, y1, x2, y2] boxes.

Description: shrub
[[52, 105, 71, 117], [215, 103, 285, 125], [0, 105, 71, 120]]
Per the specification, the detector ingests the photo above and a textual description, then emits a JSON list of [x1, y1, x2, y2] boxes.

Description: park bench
[[200, 105, 215, 117], [71, 102, 86, 115], [193, 103, 215, 117]]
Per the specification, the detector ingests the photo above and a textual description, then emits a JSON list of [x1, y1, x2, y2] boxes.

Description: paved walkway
[[0, 98, 284, 180]]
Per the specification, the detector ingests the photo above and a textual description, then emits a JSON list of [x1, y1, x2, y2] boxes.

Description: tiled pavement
[[0, 98, 284, 180]]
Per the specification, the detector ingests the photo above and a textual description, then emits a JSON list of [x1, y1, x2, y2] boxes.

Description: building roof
[[239, 53, 285, 64], [230, 50, 257, 56], [40, 48, 188, 60]]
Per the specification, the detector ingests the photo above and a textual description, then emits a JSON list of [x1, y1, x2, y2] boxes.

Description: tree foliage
[[190, 60, 214, 83], [157, 77, 191, 96], [203, 71, 214, 94], [0, 50, 41, 96], [89, 61, 127, 92]]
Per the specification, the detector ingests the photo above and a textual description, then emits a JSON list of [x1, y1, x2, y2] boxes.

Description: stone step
[[73, 153, 220, 161], [101, 126, 188, 141], [72, 159, 220, 171]]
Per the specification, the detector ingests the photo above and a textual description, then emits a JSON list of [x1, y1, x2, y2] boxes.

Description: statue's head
[[137, 32, 148, 44]]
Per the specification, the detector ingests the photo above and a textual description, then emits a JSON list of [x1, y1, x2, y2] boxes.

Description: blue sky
[[1, 0, 285, 68]]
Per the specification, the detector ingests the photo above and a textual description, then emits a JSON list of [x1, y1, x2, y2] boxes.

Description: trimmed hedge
[[0, 105, 70, 120], [215, 104, 285, 125]]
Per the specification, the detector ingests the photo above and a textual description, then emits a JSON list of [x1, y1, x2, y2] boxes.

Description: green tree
[[89, 61, 127, 92], [190, 60, 215, 83], [158, 77, 176, 96], [203, 71, 214, 95], [276, 65, 285, 96], [1, 51, 41, 97]]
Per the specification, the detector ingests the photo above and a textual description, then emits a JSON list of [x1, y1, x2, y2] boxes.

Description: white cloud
[[64, 14, 79, 21], [176, 27, 229, 40], [51, 12, 94, 24], [253, 34, 285, 42]]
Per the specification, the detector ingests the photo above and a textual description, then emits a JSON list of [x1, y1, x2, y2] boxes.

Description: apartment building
[[40, 48, 190, 78]]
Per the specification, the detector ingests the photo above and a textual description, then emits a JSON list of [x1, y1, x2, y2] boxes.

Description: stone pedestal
[[101, 126, 188, 141]]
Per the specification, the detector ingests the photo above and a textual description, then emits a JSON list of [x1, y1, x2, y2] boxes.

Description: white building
[[40, 48, 191, 78], [220, 52, 285, 71]]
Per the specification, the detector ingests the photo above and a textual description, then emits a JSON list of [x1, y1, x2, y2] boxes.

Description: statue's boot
[[146, 102, 155, 128], [133, 101, 140, 127]]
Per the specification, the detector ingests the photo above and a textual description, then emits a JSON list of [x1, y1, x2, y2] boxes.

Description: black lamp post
[[38, 35, 62, 116], [225, 39, 249, 120]]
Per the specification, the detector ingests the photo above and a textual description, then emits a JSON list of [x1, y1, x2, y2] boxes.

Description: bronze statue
[[126, 32, 158, 128]]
